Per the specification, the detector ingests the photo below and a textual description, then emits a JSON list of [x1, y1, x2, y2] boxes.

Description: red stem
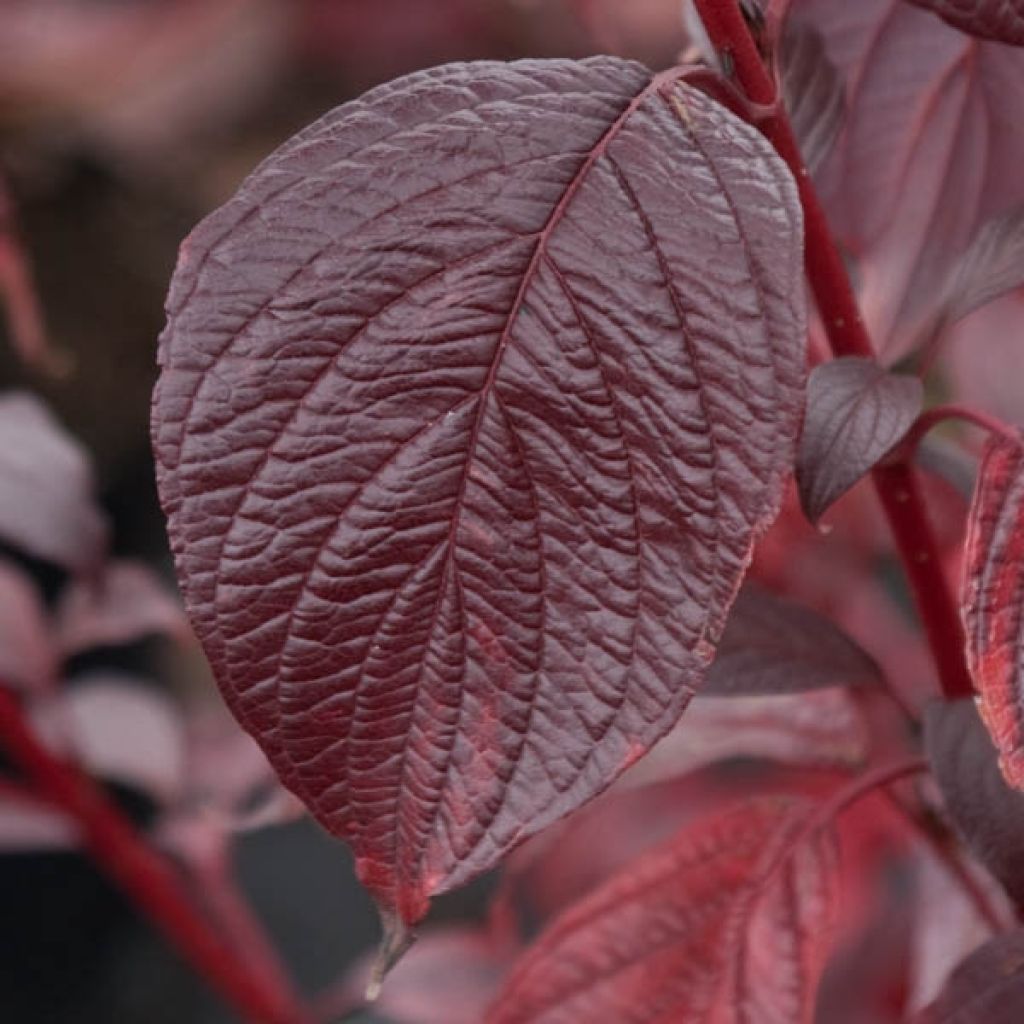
[[690, 0, 975, 700], [900, 404, 1019, 457], [0, 685, 307, 1024]]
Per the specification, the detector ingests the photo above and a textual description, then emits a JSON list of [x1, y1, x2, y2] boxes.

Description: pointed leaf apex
[[366, 908, 416, 1001]]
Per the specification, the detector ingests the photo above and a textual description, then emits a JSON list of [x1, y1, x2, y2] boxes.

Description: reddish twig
[[0, 685, 308, 1024], [690, 0, 975, 700], [899, 404, 1020, 459]]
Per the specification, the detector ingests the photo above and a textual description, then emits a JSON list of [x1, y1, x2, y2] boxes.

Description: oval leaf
[[152, 57, 806, 927], [906, 0, 1024, 45], [961, 432, 1024, 789], [485, 798, 839, 1023], [913, 929, 1024, 1024], [925, 698, 1024, 910], [705, 583, 884, 695], [797, 357, 923, 522]]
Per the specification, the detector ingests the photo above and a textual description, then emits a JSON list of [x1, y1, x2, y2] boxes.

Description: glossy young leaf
[[905, 0, 1024, 45], [796, 357, 923, 523], [912, 929, 1024, 1024], [705, 582, 883, 695], [152, 57, 806, 926], [486, 798, 840, 1024], [961, 433, 1024, 789], [925, 698, 1024, 910]]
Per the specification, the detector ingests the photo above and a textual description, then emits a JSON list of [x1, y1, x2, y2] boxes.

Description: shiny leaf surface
[[152, 57, 806, 924]]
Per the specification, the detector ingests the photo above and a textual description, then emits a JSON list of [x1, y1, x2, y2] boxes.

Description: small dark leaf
[[797, 357, 924, 522], [905, 0, 1024, 45], [486, 798, 840, 1023], [781, 18, 845, 174], [152, 57, 806, 927], [912, 929, 1024, 1024], [925, 698, 1024, 910], [0, 392, 107, 573], [705, 583, 883, 695], [961, 433, 1024, 789], [945, 206, 1024, 322]]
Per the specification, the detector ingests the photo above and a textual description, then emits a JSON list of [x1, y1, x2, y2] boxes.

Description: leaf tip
[[366, 907, 416, 1002]]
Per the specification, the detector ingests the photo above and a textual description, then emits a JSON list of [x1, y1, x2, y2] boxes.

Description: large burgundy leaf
[[960, 433, 1024, 788], [912, 929, 1024, 1023], [796, 357, 923, 523], [151, 57, 806, 927], [906, 0, 1024, 44], [925, 698, 1024, 909], [794, 0, 1024, 357], [486, 798, 839, 1023], [705, 582, 883, 695]]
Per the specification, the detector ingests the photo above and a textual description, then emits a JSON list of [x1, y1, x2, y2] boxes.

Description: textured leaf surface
[[795, 0, 1024, 356], [152, 57, 806, 922], [906, 0, 1024, 44], [705, 583, 883, 695], [961, 433, 1024, 789], [796, 357, 923, 522], [0, 392, 107, 573], [912, 929, 1024, 1024], [925, 698, 1024, 910], [486, 798, 839, 1024]]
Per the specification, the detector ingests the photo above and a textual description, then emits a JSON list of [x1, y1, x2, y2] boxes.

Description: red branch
[[690, 0, 974, 700], [0, 685, 308, 1024]]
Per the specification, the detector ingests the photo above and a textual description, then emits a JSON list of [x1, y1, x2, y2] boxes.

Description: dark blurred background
[[0, 2, 685, 1021]]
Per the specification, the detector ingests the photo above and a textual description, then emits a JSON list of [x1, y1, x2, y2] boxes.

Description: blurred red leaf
[[0, 392, 107, 574], [943, 206, 1024, 324], [30, 673, 187, 806], [926, 697, 1024, 910], [795, 0, 1024, 357], [912, 928, 1024, 1023], [705, 582, 884, 695], [780, 16, 845, 173], [960, 432, 1024, 788], [796, 357, 923, 522], [56, 559, 190, 657], [0, 559, 57, 693], [486, 798, 840, 1023], [906, 0, 1024, 45]]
